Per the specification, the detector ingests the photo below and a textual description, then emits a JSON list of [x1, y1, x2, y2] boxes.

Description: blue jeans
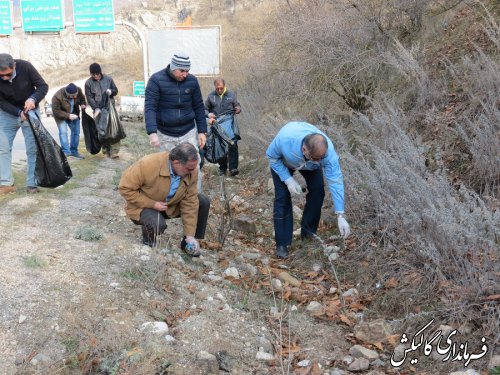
[[57, 119, 80, 155], [271, 168, 325, 246], [0, 109, 38, 187]]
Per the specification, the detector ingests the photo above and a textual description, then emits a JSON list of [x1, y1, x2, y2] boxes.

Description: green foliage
[[120, 269, 141, 281], [74, 226, 104, 242], [98, 348, 143, 374], [23, 254, 47, 268]]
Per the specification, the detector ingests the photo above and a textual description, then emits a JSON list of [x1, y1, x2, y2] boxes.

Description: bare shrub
[[343, 100, 499, 333], [261, 0, 385, 114], [457, 95, 500, 195], [442, 5, 500, 196], [384, 40, 433, 107], [478, 0, 500, 50]]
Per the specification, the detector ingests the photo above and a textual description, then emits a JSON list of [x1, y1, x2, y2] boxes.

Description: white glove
[[149, 133, 160, 148], [68, 114, 78, 120], [106, 89, 112, 96], [284, 177, 303, 195], [93, 108, 101, 118], [185, 236, 200, 251], [337, 214, 351, 239]]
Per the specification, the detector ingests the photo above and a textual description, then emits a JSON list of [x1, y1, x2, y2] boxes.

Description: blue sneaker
[[71, 153, 85, 160]]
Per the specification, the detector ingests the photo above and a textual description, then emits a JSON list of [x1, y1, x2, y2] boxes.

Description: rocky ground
[[0, 122, 495, 375]]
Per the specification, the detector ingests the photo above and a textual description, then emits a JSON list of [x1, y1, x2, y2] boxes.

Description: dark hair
[[303, 133, 328, 156], [0, 53, 15, 70], [89, 62, 102, 75], [169, 142, 198, 164], [214, 78, 225, 86]]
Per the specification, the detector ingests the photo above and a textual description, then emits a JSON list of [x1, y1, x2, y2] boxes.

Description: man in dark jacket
[[205, 78, 241, 176], [52, 83, 87, 159], [0, 53, 48, 195], [84, 63, 120, 158], [145, 52, 207, 155]]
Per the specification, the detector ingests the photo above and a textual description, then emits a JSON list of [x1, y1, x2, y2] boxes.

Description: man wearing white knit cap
[[145, 52, 206, 189]]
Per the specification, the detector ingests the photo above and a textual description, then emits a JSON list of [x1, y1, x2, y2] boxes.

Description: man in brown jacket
[[118, 143, 210, 256], [52, 83, 87, 159]]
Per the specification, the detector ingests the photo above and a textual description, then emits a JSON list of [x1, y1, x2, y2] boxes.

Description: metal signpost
[[73, 0, 114, 34], [0, 1, 12, 36], [21, 0, 64, 32]]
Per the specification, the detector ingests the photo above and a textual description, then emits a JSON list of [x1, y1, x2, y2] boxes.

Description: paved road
[[12, 115, 62, 165]]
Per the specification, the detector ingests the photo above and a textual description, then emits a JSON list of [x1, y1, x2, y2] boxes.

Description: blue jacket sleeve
[[192, 80, 207, 134], [144, 77, 160, 135], [266, 136, 292, 182], [322, 153, 345, 212]]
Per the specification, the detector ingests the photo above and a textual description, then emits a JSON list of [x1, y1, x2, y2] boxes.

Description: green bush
[[74, 226, 104, 242]]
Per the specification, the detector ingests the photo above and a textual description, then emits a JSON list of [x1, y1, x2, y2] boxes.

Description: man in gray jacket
[[205, 78, 241, 176]]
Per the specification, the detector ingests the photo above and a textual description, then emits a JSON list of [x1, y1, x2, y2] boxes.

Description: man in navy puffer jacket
[[145, 52, 207, 158]]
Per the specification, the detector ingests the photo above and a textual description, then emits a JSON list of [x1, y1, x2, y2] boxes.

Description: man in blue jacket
[[0, 53, 48, 195], [145, 52, 206, 156], [266, 122, 351, 258]]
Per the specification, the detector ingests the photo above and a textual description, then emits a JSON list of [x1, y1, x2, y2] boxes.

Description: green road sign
[[0, 1, 13, 36], [133, 81, 145, 96], [73, 0, 114, 33], [21, 0, 64, 32]]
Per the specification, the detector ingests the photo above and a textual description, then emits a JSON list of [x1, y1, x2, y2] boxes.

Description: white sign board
[[148, 26, 221, 77]]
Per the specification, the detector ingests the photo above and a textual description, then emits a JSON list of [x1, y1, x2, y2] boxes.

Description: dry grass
[[225, 0, 500, 358], [22, 0, 499, 372]]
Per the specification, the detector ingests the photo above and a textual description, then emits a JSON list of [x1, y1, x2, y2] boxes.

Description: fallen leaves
[[484, 294, 500, 301]]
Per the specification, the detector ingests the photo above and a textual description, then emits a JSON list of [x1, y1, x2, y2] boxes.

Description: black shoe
[[218, 169, 227, 176], [26, 186, 40, 194], [142, 236, 156, 247], [229, 169, 239, 176], [275, 245, 289, 259], [300, 231, 314, 241]]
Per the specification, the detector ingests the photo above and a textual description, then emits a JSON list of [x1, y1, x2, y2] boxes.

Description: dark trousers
[[133, 194, 210, 244], [271, 168, 325, 246], [199, 147, 206, 169], [218, 142, 239, 172]]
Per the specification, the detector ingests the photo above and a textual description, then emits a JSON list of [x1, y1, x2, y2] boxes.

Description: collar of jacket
[[166, 65, 176, 81], [218, 87, 227, 100]]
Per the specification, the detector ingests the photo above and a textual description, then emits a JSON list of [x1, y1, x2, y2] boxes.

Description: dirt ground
[[2, 121, 494, 375], [0, 125, 356, 375]]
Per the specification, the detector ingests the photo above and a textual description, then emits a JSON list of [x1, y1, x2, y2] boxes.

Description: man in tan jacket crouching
[[118, 142, 210, 256]]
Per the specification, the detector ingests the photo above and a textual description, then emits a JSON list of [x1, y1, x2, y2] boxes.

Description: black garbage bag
[[204, 122, 234, 164], [95, 102, 109, 140], [96, 95, 126, 144], [81, 110, 101, 154], [27, 111, 72, 188]]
